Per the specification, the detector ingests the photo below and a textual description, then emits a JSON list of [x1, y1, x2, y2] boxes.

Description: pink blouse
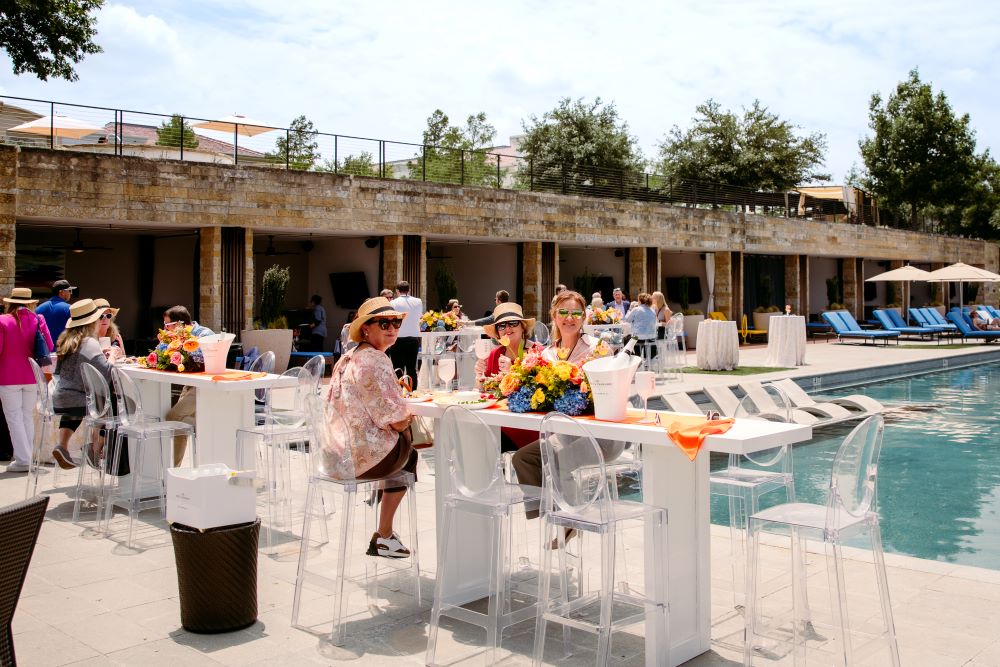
[[0, 309, 54, 386], [324, 345, 409, 478]]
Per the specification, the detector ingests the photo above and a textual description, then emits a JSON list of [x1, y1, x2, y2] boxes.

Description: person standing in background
[[472, 289, 510, 326], [37, 279, 75, 343], [305, 294, 327, 351], [388, 281, 422, 387], [610, 287, 630, 318]]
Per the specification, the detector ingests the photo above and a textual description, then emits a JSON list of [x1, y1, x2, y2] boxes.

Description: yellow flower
[[167, 339, 181, 351], [531, 387, 546, 409], [555, 363, 572, 381], [556, 347, 570, 360], [176, 363, 185, 372], [182, 339, 200, 352]]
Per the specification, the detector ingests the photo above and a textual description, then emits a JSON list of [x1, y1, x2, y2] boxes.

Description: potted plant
[[241, 265, 294, 372], [826, 276, 841, 311], [753, 305, 781, 332]]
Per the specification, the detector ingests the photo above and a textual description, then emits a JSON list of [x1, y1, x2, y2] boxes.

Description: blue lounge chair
[[873, 309, 938, 341], [946, 310, 1000, 342], [986, 306, 1000, 319], [909, 308, 952, 332], [922, 308, 959, 331], [821, 310, 899, 346]]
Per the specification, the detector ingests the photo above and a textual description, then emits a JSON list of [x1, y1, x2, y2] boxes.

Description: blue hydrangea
[[156, 343, 168, 352], [553, 387, 589, 416], [507, 386, 535, 413], [189, 349, 204, 362]]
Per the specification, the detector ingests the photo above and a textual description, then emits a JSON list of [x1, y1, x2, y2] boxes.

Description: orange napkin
[[205, 371, 268, 382], [666, 416, 734, 461]]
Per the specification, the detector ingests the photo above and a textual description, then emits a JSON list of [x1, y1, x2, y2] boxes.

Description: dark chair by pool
[[821, 310, 900, 346], [0, 495, 49, 666]]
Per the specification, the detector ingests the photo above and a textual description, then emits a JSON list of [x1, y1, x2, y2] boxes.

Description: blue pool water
[[708, 362, 1000, 570]]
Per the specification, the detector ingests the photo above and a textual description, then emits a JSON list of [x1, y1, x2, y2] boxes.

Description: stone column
[[889, 259, 904, 310], [382, 235, 404, 292], [522, 241, 543, 320], [198, 227, 223, 331], [784, 255, 801, 315], [0, 146, 16, 295], [713, 251, 734, 320], [242, 228, 255, 330], [798, 255, 810, 317], [841, 257, 861, 318], [628, 247, 648, 297]]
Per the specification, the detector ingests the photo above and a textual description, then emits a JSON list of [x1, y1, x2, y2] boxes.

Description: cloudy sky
[[2, 0, 998, 182]]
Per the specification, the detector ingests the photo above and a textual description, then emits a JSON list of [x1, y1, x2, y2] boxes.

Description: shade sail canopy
[[192, 114, 277, 136], [925, 262, 1000, 282], [865, 265, 932, 282], [8, 114, 104, 139]]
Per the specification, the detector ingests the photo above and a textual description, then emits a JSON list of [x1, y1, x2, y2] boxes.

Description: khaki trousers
[[165, 386, 195, 466]]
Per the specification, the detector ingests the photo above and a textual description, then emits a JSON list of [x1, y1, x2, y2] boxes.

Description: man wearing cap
[[37, 279, 75, 343]]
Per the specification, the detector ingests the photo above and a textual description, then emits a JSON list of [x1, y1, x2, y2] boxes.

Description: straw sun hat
[[65, 298, 103, 329], [483, 302, 536, 340], [93, 298, 120, 317], [348, 296, 407, 343], [2, 287, 38, 305]]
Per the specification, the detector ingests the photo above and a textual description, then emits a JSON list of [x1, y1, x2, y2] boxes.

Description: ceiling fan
[[69, 228, 113, 254], [255, 235, 299, 257]]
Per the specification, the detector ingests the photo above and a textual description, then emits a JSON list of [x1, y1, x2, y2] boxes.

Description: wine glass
[[437, 356, 456, 392], [474, 338, 492, 361], [634, 371, 657, 423]]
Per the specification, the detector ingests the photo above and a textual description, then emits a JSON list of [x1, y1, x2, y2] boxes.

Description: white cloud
[[0, 0, 998, 181]]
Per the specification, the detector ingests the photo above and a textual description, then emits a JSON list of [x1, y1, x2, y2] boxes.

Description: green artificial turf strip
[[681, 366, 793, 375]]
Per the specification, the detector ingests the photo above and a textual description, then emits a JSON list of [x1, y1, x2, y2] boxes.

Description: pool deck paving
[[5, 340, 1000, 666]]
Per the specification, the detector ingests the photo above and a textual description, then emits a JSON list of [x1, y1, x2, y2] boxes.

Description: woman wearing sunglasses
[[543, 290, 596, 364], [94, 298, 125, 361], [324, 296, 417, 558], [476, 303, 544, 452]]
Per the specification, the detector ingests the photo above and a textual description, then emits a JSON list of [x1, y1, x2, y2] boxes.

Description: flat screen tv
[[328, 271, 370, 309], [664, 276, 703, 305]]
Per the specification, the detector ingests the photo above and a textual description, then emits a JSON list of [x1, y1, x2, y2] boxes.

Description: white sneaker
[[6, 462, 30, 473], [367, 531, 411, 558]]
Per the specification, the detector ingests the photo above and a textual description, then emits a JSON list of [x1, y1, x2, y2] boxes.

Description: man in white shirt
[[611, 287, 630, 317], [389, 281, 423, 387]]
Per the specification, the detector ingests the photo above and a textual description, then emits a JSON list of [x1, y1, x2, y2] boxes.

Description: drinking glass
[[437, 356, 456, 392], [634, 371, 657, 423], [474, 339, 492, 360]]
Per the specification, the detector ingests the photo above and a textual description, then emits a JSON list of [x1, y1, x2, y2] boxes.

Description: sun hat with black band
[[2, 287, 38, 305], [348, 296, 407, 343], [93, 298, 120, 318], [483, 302, 536, 340], [64, 298, 103, 329]]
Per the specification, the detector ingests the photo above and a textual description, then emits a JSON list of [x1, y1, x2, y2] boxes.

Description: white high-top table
[[118, 366, 299, 467], [764, 315, 807, 367], [409, 401, 811, 666]]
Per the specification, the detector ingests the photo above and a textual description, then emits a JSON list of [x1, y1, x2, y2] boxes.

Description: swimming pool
[[708, 361, 1000, 570]]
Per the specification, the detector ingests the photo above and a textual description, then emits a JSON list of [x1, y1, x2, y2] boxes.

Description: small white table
[[696, 320, 739, 371], [764, 315, 807, 367], [118, 366, 298, 467], [409, 401, 810, 666]]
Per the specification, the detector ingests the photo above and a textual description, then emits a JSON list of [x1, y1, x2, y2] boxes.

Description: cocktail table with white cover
[[764, 315, 806, 367], [118, 366, 299, 468], [696, 320, 739, 371], [409, 400, 811, 666]]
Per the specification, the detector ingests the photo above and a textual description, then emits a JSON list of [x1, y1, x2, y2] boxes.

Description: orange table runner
[[136, 368, 268, 382]]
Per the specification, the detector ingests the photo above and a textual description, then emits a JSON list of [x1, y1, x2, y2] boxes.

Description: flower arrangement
[[484, 351, 590, 415], [588, 306, 621, 325], [419, 310, 459, 331], [137, 325, 204, 372]]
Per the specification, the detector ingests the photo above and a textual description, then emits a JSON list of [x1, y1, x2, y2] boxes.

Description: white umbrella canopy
[[865, 265, 932, 282], [925, 262, 1000, 282], [192, 114, 277, 136], [8, 114, 104, 139]]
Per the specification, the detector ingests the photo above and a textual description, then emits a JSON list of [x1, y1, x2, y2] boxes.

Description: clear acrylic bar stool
[[533, 412, 669, 666], [291, 395, 421, 648], [745, 414, 900, 666], [426, 405, 541, 666], [25, 358, 59, 498], [235, 367, 315, 553], [70, 363, 123, 528], [710, 385, 797, 615], [102, 367, 195, 552]]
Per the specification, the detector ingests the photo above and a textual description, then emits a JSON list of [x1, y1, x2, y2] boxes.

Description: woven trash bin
[[171, 519, 260, 633]]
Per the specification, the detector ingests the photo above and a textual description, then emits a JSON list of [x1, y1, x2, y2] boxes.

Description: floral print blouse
[[324, 345, 409, 478]]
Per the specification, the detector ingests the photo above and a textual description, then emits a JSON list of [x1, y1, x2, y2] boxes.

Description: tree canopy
[[267, 115, 321, 170], [516, 97, 643, 193], [408, 109, 498, 186], [656, 99, 828, 192], [321, 151, 394, 178], [155, 114, 199, 149], [0, 0, 104, 81], [859, 69, 982, 231]]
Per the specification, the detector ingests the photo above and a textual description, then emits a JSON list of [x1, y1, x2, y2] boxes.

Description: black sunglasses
[[495, 321, 520, 332], [373, 317, 403, 330]]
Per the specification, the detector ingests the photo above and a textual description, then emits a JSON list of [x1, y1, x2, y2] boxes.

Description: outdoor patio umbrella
[[925, 262, 1000, 311], [193, 114, 277, 161], [865, 265, 932, 323], [8, 114, 104, 144]]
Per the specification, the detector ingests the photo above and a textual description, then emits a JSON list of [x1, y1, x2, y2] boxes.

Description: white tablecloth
[[764, 315, 807, 367], [695, 320, 739, 370]]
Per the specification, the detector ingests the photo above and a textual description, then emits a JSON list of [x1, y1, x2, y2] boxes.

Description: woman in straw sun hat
[[93, 298, 125, 361], [324, 296, 418, 558], [476, 302, 544, 452], [0, 288, 54, 472], [50, 299, 114, 469]]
